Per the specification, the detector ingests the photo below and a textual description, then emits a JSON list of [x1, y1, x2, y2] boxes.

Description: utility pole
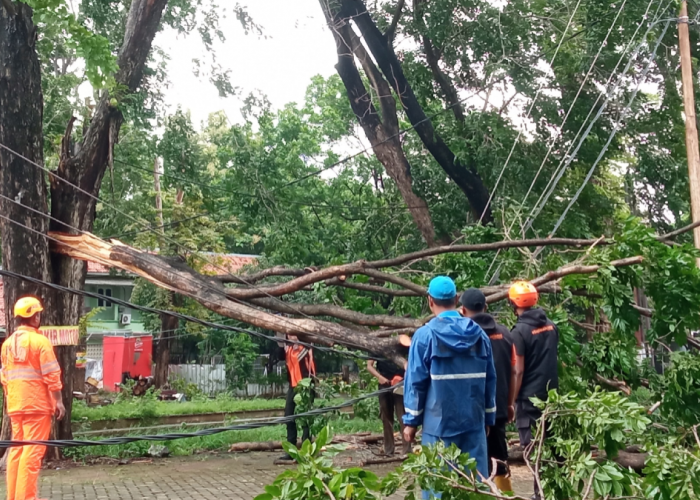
[[679, 1, 700, 262]]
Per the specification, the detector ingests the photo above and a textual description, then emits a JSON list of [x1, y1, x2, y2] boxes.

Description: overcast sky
[[155, 0, 337, 127]]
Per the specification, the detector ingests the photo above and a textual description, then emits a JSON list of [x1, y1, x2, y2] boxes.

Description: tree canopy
[[1, 0, 700, 496]]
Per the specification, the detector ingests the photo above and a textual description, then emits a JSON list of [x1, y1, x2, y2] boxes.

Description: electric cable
[[477, 0, 585, 223], [547, 19, 673, 238], [0, 383, 400, 448], [0, 262, 385, 362]]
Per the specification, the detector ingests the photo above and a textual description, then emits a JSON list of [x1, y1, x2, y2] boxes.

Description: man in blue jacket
[[403, 276, 497, 483]]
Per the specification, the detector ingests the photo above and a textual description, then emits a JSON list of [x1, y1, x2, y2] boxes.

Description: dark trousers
[[518, 405, 560, 499], [487, 418, 509, 476], [378, 385, 411, 455], [285, 385, 310, 445]]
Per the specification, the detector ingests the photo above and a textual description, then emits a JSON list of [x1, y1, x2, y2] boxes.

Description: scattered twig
[[583, 470, 597, 500], [647, 401, 662, 415], [322, 480, 338, 500]]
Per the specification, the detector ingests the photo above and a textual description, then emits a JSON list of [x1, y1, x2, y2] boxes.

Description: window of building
[[97, 288, 113, 308]]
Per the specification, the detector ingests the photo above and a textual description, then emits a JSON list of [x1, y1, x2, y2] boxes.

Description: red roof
[[0, 253, 257, 328], [87, 261, 111, 273], [199, 254, 258, 276]]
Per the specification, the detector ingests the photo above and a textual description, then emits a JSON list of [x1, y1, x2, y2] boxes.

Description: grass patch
[[63, 418, 383, 461], [72, 395, 289, 422]]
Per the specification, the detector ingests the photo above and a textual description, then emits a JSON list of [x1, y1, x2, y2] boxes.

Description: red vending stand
[[103, 336, 153, 392]]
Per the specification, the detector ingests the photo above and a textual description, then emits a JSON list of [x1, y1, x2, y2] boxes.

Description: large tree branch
[[339, 0, 492, 222], [322, 1, 437, 246], [384, 0, 406, 44], [49, 233, 404, 362], [246, 297, 423, 328], [486, 257, 645, 303], [222, 237, 607, 298], [414, 0, 465, 122], [220, 266, 314, 284], [50, 0, 169, 235]]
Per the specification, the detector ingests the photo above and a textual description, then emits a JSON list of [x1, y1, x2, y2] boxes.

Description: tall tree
[[0, 0, 168, 441]]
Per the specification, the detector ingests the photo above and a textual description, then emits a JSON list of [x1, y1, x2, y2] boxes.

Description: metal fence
[[168, 363, 289, 397], [168, 364, 227, 395]]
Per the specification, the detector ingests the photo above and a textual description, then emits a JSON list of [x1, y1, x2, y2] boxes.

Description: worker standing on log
[[507, 281, 559, 500], [270, 334, 316, 462], [459, 288, 513, 493], [402, 276, 497, 488], [366, 337, 411, 456], [1, 296, 65, 500]]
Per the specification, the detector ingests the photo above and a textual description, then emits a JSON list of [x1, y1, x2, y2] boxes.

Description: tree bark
[[322, 1, 437, 246], [0, 1, 57, 451], [336, 0, 493, 223], [1, 0, 170, 443], [154, 296, 177, 388], [414, 0, 465, 123]]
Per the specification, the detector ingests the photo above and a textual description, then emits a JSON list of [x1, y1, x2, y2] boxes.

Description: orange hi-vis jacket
[[0, 326, 62, 415], [285, 344, 316, 388]]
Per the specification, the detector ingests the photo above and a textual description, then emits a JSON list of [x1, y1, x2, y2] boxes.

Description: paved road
[[0, 453, 534, 499]]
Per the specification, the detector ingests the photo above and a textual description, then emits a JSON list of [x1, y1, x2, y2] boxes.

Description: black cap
[[459, 288, 486, 312]]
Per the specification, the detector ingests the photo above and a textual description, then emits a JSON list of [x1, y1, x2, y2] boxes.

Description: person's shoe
[[494, 475, 512, 492], [276, 453, 294, 462]]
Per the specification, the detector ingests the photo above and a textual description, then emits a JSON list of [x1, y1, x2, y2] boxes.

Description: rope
[[0, 384, 400, 448], [478, 0, 585, 223]]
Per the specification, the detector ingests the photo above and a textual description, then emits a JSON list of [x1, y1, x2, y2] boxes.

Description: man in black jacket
[[507, 281, 559, 500], [460, 288, 513, 492]]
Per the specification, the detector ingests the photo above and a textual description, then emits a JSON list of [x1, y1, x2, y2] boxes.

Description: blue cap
[[428, 276, 457, 300]]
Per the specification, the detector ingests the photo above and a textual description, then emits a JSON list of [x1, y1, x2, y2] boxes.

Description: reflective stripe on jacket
[[403, 311, 497, 436], [285, 344, 316, 388], [1, 326, 62, 415]]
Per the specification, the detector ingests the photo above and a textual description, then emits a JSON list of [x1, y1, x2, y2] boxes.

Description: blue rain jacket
[[403, 311, 497, 437]]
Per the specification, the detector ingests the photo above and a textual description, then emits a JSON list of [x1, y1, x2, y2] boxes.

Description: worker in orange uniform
[[269, 334, 316, 462], [1, 296, 65, 500]]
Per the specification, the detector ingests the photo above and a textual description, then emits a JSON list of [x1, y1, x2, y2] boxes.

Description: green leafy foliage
[[650, 352, 700, 428], [255, 426, 382, 500], [383, 441, 489, 500], [29, 0, 117, 88]]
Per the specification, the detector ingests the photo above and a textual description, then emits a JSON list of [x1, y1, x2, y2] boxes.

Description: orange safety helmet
[[508, 281, 538, 308], [13, 296, 43, 318]]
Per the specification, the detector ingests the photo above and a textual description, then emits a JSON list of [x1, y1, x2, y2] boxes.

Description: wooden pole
[[679, 1, 700, 263]]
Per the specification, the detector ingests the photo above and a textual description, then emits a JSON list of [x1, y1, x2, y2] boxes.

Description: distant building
[[0, 253, 258, 361]]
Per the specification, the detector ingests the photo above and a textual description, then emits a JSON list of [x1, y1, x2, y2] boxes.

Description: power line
[[477, 0, 585, 223], [485, 2, 671, 282], [0, 143, 391, 348], [0, 383, 400, 448], [547, 19, 673, 238], [114, 158, 425, 213], [482, 0, 637, 280], [522, 9, 677, 235], [0, 264, 386, 362], [505, 0, 634, 238]]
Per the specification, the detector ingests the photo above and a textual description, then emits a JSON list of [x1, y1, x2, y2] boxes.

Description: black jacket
[[471, 313, 512, 421], [511, 308, 559, 421]]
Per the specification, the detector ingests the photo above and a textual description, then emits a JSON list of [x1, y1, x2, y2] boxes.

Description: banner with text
[[40, 326, 80, 346]]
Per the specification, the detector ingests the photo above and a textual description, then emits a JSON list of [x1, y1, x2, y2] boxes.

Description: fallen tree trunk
[[359, 455, 407, 466], [228, 433, 384, 453]]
